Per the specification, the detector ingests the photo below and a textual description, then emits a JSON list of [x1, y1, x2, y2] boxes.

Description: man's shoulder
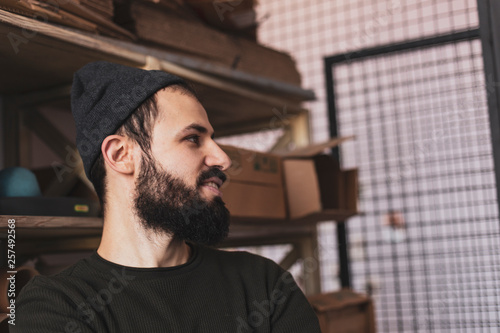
[[40, 255, 95, 281], [18, 256, 99, 300], [198, 245, 286, 278], [201, 245, 278, 263]]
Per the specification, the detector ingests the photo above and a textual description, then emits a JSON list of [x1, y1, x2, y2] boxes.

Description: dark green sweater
[[13, 245, 321, 332]]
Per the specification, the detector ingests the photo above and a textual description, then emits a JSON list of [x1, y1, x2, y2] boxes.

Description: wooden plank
[[0, 9, 146, 64], [222, 235, 310, 248], [185, 0, 257, 40], [289, 111, 311, 149], [174, 69, 306, 115], [298, 227, 321, 295], [0, 215, 318, 242], [269, 130, 293, 153], [0, 15, 143, 94], [231, 209, 359, 225], [0, 0, 134, 40], [97, 36, 315, 101], [228, 223, 314, 241], [48, 0, 135, 40], [0, 212, 357, 234], [270, 111, 311, 154], [0, 0, 100, 33], [0, 215, 103, 228], [278, 244, 301, 271], [128, 2, 301, 85]]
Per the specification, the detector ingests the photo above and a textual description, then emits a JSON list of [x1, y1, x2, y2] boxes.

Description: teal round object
[[0, 167, 42, 197]]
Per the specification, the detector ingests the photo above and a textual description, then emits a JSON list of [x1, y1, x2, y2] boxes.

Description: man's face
[[133, 88, 232, 245]]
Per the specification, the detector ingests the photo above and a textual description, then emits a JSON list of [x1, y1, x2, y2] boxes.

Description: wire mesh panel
[[258, 0, 480, 143], [328, 36, 500, 332], [256, 0, 482, 295]]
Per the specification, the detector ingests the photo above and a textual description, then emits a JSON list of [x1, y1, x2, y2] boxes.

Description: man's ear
[[101, 135, 135, 175]]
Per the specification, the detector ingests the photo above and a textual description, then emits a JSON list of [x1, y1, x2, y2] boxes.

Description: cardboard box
[[308, 289, 376, 333], [220, 137, 357, 221], [220, 145, 286, 219], [282, 137, 358, 219]]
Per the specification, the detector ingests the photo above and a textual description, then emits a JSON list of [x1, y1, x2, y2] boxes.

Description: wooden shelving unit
[[0, 9, 356, 295]]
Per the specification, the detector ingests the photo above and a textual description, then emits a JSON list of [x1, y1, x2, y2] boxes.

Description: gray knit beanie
[[71, 61, 186, 180]]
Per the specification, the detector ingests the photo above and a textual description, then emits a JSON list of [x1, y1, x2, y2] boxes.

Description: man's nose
[[205, 142, 232, 171]]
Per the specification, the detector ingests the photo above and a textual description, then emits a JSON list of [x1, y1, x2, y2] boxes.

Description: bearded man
[[14, 61, 321, 332]]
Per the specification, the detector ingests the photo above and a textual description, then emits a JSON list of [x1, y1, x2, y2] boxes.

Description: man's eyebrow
[[179, 123, 215, 139]]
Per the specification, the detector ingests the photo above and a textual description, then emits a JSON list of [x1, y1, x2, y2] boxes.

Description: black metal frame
[[477, 0, 500, 230], [324, 28, 482, 289]]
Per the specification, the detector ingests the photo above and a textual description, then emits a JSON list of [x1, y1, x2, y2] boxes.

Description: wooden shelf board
[[0, 210, 355, 242], [0, 17, 142, 95], [231, 209, 358, 225], [0, 215, 102, 228], [0, 216, 103, 239]]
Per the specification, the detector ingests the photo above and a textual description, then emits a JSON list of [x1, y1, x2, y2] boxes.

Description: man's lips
[[202, 177, 223, 187], [201, 177, 223, 196]]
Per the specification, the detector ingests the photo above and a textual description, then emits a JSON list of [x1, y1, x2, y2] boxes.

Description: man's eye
[[186, 135, 200, 145]]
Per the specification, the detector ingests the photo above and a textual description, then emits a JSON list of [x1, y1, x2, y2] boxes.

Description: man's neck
[[97, 208, 191, 268]]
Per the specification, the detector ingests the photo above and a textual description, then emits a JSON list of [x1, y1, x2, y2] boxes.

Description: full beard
[[133, 156, 230, 246]]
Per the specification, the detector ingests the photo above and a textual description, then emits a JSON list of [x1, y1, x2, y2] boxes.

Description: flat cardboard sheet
[[220, 145, 286, 219]]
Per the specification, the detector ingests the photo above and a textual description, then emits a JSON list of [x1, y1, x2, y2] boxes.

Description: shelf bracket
[[278, 243, 301, 271], [22, 108, 94, 195], [270, 110, 311, 153]]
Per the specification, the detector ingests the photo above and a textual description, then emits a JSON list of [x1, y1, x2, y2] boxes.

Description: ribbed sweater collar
[[84, 243, 203, 278]]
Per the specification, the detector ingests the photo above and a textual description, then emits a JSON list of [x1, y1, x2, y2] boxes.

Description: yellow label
[[74, 204, 89, 213]]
